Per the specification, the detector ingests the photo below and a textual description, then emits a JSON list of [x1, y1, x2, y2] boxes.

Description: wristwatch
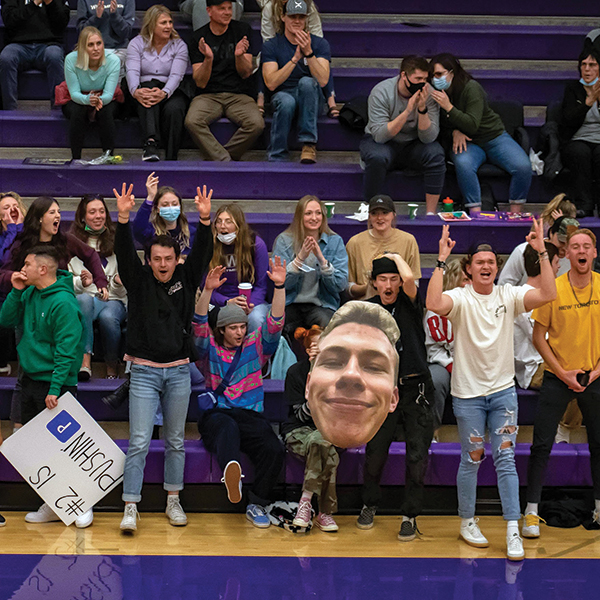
[[418, 107, 428, 114]]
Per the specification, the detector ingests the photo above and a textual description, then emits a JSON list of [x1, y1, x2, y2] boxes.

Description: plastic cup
[[324, 202, 335, 218], [408, 204, 418, 220], [238, 283, 253, 302], [442, 201, 454, 213]]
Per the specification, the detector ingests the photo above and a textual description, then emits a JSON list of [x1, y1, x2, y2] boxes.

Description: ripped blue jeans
[[453, 386, 521, 521]]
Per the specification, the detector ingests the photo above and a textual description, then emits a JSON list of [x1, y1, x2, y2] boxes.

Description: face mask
[[217, 232, 237, 245], [432, 75, 451, 91], [159, 206, 181, 222], [580, 76, 599, 87], [84, 223, 106, 235], [405, 77, 425, 96]]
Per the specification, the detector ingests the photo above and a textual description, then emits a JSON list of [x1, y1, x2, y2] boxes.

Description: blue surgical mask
[[432, 75, 451, 91], [580, 76, 599, 87], [159, 206, 181, 222]]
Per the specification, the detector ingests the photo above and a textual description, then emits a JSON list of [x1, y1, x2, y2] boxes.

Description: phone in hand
[[577, 371, 590, 387]]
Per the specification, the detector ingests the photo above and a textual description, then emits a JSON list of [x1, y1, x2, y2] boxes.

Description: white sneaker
[[554, 423, 570, 444], [221, 461, 243, 504], [507, 532, 525, 561], [120, 504, 139, 532], [522, 513, 544, 538], [593, 509, 600, 526], [25, 503, 60, 523], [75, 509, 94, 529], [459, 518, 489, 548], [165, 496, 187, 527]]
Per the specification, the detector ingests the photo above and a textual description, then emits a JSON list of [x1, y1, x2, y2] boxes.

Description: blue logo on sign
[[46, 411, 81, 443]]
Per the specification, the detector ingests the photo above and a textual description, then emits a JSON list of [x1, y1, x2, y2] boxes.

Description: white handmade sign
[[0, 392, 125, 526]]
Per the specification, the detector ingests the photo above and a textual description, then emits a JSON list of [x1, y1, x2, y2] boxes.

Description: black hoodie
[[1, 0, 70, 45]]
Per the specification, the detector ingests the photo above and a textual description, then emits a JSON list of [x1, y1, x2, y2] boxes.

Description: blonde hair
[[443, 259, 465, 291], [140, 5, 180, 46], [76, 27, 105, 70], [540, 193, 577, 227], [281, 195, 334, 254], [0, 191, 27, 234]]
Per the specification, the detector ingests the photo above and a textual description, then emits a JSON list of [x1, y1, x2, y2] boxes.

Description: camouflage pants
[[286, 426, 340, 514]]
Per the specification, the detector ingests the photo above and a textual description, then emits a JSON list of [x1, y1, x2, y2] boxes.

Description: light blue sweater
[[64, 51, 120, 106]]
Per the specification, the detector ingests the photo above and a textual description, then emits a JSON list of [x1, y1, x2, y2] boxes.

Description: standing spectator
[[114, 182, 213, 533], [62, 27, 121, 162], [262, 0, 331, 163], [127, 6, 190, 162], [69, 194, 127, 380], [77, 0, 135, 76], [272, 195, 348, 339], [346, 195, 421, 300], [0, 246, 86, 526], [185, 0, 264, 162], [524, 229, 600, 536], [180, 0, 243, 32], [133, 173, 196, 257], [206, 204, 270, 332], [429, 53, 532, 216], [426, 222, 556, 561], [559, 49, 600, 218], [0, 0, 70, 110], [194, 258, 286, 528], [357, 254, 434, 542], [282, 325, 341, 532], [360, 55, 445, 212]]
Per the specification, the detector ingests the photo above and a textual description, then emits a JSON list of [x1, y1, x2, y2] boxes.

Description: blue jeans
[[451, 132, 532, 208], [453, 386, 520, 521], [268, 77, 324, 161], [122, 364, 191, 502], [247, 303, 270, 333], [77, 295, 126, 363], [0, 43, 65, 110]]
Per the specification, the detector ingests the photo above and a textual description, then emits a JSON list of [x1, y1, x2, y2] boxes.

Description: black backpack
[[339, 95, 369, 131]]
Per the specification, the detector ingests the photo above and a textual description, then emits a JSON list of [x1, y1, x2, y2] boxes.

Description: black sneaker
[[143, 141, 160, 162], [356, 505, 376, 530], [398, 517, 419, 542], [0, 513, 5, 527], [102, 378, 130, 410]]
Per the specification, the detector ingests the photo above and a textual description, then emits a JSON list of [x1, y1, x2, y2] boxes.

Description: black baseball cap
[[368, 195, 396, 213]]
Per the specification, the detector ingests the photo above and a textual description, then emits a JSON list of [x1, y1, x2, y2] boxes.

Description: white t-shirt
[[513, 284, 542, 389], [498, 241, 569, 286], [423, 309, 454, 368], [444, 284, 528, 398]]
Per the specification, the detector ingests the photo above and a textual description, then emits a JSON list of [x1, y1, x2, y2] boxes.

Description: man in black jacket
[[113, 182, 213, 533], [0, 0, 70, 110]]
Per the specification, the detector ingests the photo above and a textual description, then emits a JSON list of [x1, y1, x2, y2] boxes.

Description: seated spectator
[[133, 173, 196, 257], [346, 195, 421, 300], [69, 194, 127, 380], [360, 55, 445, 212], [0, 192, 26, 266], [429, 53, 532, 215], [0, 0, 69, 110], [262, 0, 331, 163], [76, 0, 135, 77], [282, 325, 341, 532], [257, 0, 338, 117], [272, 195, 348, 340], [62, 27, 121, 162], [559, 48, 600, 218], [424, 259, 468, 439], [498, 216, 579, 286], [126, 6, 190, 162], [514, 242, 560, 391], [194, 259, 286, 528], [180, 0, 243, 32], [206, 204, 270, 332], [185, 0, 263, 162]]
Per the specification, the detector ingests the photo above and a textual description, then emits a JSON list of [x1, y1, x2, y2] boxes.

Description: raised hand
[[205, 265, 226, 291], [438, 224, 456, 261], [195, 185, 213, 220], [198, 38, 214, 60], [96, 0, 104, 18], [430, 88, 452, 112], [235, 36, 249, 57], [295, 29, 312, 56], [145, 172, 159, 202], [113, 183, 135, 218], [526, 217, 546, 254], [267, 256, 287, 287], [110, 0, 117, 13], [297, 236, 313, 262], [416, 85, 430, 112]]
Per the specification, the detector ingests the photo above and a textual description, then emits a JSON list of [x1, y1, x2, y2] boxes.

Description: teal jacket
[[0, 270, 83, 395]]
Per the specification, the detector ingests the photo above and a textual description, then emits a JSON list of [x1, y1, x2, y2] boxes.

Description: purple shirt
[[126, 35, 189, 98]]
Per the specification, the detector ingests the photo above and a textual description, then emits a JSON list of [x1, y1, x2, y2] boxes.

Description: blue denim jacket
[[272, 231, 349, 312]]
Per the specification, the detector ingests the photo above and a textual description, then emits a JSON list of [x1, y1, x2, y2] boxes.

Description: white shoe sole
[[245, 513, 270, 529], [522, 529, 540, 539], [167, 515, 188, 527], [316, 522, 338, 533], [507, 551, 525, 561], [460, 533, 490, 548], [356, 521, 374, 530], [75, 514, 94, 529], [120, 521, 137, 533]]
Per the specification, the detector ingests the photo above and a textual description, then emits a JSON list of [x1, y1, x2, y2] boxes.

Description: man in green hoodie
[[0, 246, 85, 526]]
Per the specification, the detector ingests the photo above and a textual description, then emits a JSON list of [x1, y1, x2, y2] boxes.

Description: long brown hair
[[282, 195, 334, 254], [274, 0, 316, 35], [149, 186, 190, 252], [210, 204, 257, 284], [70, 194, 115, 258]]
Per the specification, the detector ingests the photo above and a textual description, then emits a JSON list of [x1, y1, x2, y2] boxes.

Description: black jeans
[[561, 140, 600, 213], [283, 303, 335, 339], [62, 100, 117, 159], [21, 374, 77, 425], [362, 372, 434, 517], [198, 407, 285, 506], [527, 371, 600, 502]]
